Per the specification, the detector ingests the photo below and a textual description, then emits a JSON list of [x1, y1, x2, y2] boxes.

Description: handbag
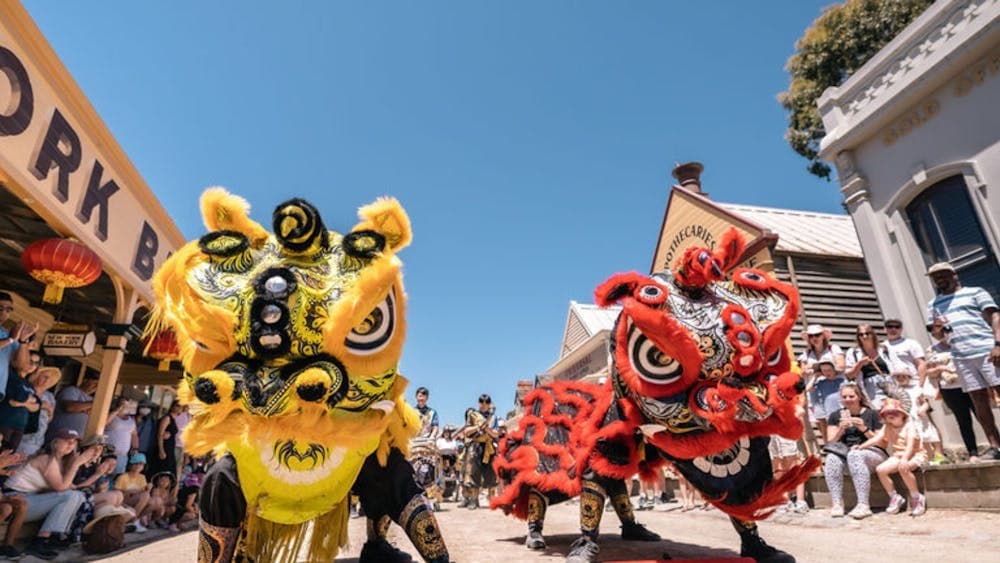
[[821, 441, 850, 460]]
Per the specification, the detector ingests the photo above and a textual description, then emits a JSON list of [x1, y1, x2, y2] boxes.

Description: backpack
[[83, 514, 126, 555]]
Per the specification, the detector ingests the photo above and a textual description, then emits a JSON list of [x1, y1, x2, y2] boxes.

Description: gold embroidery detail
[[406, 506, 449, 560], [611, 492, 635, 522], [198, 521, 241, 563], [579, 488, 604, 533], [527, 490, 548, 526]]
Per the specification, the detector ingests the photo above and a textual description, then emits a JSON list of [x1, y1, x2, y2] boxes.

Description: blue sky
[[25, 1, 842, 425]]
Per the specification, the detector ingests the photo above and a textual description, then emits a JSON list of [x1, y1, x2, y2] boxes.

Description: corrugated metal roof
[[570, 301, 621, 336], [717, 203, 863, 258]]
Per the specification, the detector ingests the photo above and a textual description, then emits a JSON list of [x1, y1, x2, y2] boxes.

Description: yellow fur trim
[[242, 502, 349, 563], [200, 187, 269, 243], [355, 197, 412, 251]]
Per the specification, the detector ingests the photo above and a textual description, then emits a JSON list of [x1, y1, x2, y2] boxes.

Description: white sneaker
[[793, 500, 809, 514], [133, 521, 148, 533], [885, 492, 906, 515], [830, 503, 845, 518], [848, 504, 872, 519], [910, 494, 926, 517]]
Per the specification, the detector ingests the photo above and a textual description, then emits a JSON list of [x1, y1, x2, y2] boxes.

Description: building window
[[906, 175, 1000, 299]]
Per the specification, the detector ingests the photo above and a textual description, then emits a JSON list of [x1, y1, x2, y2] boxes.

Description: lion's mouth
[[259, 439, 348, 485]]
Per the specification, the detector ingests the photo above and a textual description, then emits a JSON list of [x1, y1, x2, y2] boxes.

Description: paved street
[[89, 497, 999, 562]]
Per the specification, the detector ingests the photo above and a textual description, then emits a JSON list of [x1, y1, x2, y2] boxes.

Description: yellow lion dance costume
[[147, 189, 449, 562]]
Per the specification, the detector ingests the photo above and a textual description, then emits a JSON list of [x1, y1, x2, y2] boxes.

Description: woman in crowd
[[845, 323, 893, 408], [17, 367, 60, 456], [134, 402, 157, 468], [822, 382, 882, 518], [926, 318, 980, 462], [4, 428, 95, 559], [798, 324, 846, 372], [857, 399, 928, 517], [150, 402, 182, 478]]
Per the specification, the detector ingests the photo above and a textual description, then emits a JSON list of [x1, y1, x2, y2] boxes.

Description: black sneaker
[[740, 533, 795, 563], [358, 538, 414, 563], [621, 520, 661, 542], [984, 447, 1000, 461], [525, 529, 546, 550], [0, 544, 22, 560], [565, 536, 600, 563], [24, 538, 57, 561]]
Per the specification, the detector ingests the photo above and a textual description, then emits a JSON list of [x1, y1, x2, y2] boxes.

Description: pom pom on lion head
[[145, 189, 420, 524]]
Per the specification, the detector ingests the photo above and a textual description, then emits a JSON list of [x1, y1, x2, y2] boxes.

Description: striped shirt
[[926, 287, 998, 359]]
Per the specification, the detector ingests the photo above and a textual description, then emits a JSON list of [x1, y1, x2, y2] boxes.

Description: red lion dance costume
[[492, 229, 819, 563]]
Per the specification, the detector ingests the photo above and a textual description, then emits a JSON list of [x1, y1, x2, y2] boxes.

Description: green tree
[[780, 0, 933, 180]]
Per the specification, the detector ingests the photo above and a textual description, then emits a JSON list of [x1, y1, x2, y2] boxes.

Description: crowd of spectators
[[780, 262, 1000, 520], [0, 291, 208, 559]]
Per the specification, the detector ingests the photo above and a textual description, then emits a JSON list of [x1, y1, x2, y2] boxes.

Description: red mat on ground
[[607, 559, 754, 562]]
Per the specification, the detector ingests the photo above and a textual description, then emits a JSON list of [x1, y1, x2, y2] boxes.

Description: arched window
[[906, 175, 1000, 299]]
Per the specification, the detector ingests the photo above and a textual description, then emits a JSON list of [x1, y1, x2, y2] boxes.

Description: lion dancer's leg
[[355, 448, 450, 563], [525, 489, 548, 550], [197, 454, 247, 563], [730, 516, 795, 563], [604, 477, 660, 542]]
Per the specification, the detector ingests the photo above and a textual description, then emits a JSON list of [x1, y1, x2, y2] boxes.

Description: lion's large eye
[[628, 325, 682, 385], [345, 289, 396, 354]]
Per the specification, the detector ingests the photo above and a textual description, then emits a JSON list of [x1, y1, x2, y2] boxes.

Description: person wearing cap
[[798, 324, 846, 376], [806, 359, 846, 439], [115, 453, 152, 532], [851, 398, 927, 517], [925, 261, 1000, 460], [5, 427, 93, 559], [46, 370, 100, 441]]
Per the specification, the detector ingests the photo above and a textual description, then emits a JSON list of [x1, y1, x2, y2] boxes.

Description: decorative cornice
[[818, 0, 1000, 158]]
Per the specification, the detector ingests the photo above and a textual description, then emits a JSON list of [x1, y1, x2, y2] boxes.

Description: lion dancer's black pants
[[198, 450, 450, 562]]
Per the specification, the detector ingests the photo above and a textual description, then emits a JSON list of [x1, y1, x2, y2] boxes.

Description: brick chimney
[[672, 161, 706, 197]]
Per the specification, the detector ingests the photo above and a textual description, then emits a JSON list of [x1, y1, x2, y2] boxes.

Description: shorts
[[768, 435, 799, 459], [897, 450, 928, 469], [952, 355, 1000, 392]]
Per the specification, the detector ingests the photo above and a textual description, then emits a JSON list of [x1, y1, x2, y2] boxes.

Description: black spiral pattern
[[272, 198, 329, 252]]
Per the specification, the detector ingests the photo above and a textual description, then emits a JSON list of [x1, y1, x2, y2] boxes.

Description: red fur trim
[[492, 380, 611, 518], [595, 272, 647, 307], [714, 228, 746, 272], [614, 301, 703, 398], [706, 456, 822, 521]]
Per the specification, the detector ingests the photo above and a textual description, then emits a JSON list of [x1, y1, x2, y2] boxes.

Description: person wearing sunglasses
[[845, 323, 893, 409], [0, 292, 39, 404], [883, 319, 927, 389]]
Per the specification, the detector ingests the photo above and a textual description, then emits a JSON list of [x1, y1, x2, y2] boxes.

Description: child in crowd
[[115, 453, 151, 531], [854, 398, 927, 517], [168, 472, 202, 532], [807, 359, 845, 440], [893, 370, 946, 464], [149, 472, 178, 528], [0, 449, 28, 558]]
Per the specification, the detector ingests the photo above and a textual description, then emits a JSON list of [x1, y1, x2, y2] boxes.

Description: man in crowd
[[926, 262, 1000, 460], [0, 292, 38, 401], [460, 394, 498, 509], [47, 370, 100, 440], [415, 386, 440, 439], [884, 318, 927, 387]]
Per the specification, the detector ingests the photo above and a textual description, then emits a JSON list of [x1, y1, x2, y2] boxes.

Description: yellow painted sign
[[651, 187, 774, 273]]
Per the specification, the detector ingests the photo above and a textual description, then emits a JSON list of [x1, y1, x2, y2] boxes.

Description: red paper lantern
[[145, 329, 180, 371], [20, 238, 102, 304]]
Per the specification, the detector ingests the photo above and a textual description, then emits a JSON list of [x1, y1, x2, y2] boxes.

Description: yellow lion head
[[147, 188, 418, 524]]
